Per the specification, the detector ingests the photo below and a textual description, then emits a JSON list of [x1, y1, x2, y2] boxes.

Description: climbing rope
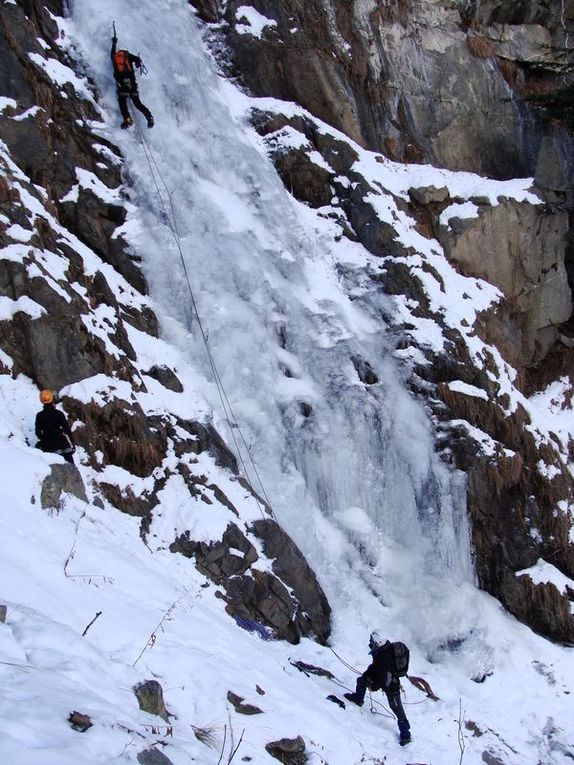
[[327, 646, 426, 714], [328, 646, 361, 674], [129, 108, 275, 521]]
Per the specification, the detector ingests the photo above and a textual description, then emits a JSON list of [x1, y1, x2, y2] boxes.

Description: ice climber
[[344, 630, 412, 746], [111, 33, 154, 130], [35, 389, 76, 464]]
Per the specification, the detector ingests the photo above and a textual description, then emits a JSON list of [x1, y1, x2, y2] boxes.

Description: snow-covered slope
[[1, 1, 574, 763]]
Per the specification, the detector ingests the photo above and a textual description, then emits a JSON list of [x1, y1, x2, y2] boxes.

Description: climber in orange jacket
[[111, 33, 154, 130]]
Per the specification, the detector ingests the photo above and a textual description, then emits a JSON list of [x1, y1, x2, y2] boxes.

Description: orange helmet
[[39, 389, 54, 404]]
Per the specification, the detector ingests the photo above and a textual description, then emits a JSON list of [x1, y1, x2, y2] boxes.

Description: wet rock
[[0, 605, 7, 623], [352, 356, 379, 385], [133, 680, 169, 722]]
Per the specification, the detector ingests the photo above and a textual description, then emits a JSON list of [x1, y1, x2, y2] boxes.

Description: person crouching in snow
[[344, 630, 412, 746], [35, 389, 75, 464]]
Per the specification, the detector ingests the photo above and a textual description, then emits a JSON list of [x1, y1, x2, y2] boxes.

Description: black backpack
[[391, 641, 410, 677]]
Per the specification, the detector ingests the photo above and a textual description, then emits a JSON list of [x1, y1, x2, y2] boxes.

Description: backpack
[[113, 50, 133, 75], [391, 641, 410, 677]]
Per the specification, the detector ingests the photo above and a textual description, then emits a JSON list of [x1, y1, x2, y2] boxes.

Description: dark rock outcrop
[[137, 749, 175, 765], [133, 680, 170, 722], [227, 690, 263, 715], [170, 520, 331, 644], [265, 735, 307, 765], [40, 463, 87, 509]]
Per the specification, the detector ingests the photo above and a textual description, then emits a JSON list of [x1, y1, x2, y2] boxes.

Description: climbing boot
[[343, 692, 363, 707], [121, 116, 133, 129], [399, 721, 411, 746]]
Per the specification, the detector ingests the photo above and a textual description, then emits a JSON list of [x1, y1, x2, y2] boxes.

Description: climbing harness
[[129, 108, 275, 522]]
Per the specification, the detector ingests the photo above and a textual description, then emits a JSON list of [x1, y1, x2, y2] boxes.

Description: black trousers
[[355, 675, 410, 731], [117, 88, 153, 123]]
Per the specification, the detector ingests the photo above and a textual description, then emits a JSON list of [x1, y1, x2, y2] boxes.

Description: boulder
[[409, 186, 450, 205], [137, 749, 174, 765], [133, 680, 169, 722], [145, 365, 184, 393], [40, 463, 87, 510], [265, 735, 307, 765], [68, 711, 92, 732]]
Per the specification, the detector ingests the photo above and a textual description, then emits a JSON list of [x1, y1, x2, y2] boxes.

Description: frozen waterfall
[[70, 0, 476, 653]]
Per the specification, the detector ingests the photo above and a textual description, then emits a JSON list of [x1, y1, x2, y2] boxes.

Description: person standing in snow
[[35, 389, 75, 464], [344, 630, 412, 746], [111, 33, 154, 130]]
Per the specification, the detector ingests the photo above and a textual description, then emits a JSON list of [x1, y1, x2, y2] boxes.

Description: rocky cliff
[[2, 0, 574, 648], [189, 0, 574, 642]]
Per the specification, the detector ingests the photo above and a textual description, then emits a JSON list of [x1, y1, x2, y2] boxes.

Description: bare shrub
[[466, 35, 497, 60]]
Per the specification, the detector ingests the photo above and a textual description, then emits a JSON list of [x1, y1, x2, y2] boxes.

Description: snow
[[235, 6, 277, 38], [440, 201, 481, 228], [0, 294, 46, 320], [516, 559, 574, 596], [12, 106, 43, 122], [0, 96, 17, 112], [0, 1, 573, 764], [447, 380, 489, 401], [27, 52, 94, 101]]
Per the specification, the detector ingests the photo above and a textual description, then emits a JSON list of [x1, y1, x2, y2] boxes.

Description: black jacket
[[35, 404, 73, 454], [361, 641, 399, 692], [111, 39, 142, 90]]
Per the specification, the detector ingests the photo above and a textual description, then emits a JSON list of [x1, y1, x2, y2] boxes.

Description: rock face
[[193, 0, 574, 177], [249, 104, 574, 642], [0, 0, 331, 646], [439, 200, 571, 364], [2, 0, 573, 647], [170, 518, 331, 644], [193, 0, 574, 290]]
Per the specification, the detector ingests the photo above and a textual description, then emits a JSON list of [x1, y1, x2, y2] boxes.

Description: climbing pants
[[117, 88, 153, 123]]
